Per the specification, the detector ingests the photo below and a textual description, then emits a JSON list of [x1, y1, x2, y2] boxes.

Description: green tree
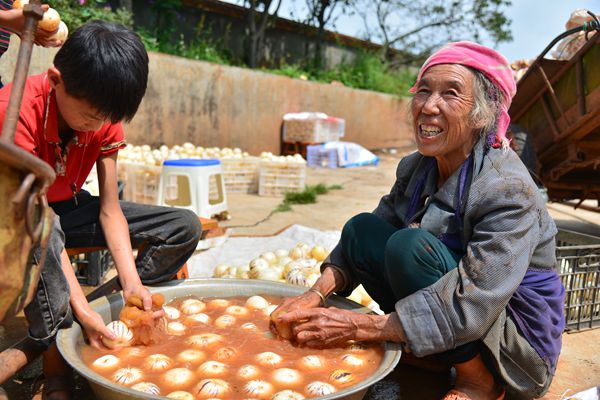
[[236, 0, 283, 68], [355, 0, 512, 65], [302, 0, 354, 70], [48, 0, 133, 31]]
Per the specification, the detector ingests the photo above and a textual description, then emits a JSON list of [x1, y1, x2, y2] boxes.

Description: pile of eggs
[[117, 143, 253, 167], [117, 144, 305, 167], [211, 243, 378, 311], [85, 295, 384, 399]]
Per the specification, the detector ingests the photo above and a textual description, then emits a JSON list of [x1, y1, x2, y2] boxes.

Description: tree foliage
[[355, 0, 512, 65], [236, 0, 283, 68], [302, 0, 354, 69], [47, 0, 133, 31]]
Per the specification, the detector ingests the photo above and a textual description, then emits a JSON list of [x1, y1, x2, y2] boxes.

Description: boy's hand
[[74, 307, 116, 349], [123, 283, 155, 313]]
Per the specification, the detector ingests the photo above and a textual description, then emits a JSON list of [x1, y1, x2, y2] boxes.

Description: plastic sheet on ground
[[187, 224, 341, 278]]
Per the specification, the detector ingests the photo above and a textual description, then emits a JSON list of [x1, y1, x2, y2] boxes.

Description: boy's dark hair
[[53, 20, 149, 123]]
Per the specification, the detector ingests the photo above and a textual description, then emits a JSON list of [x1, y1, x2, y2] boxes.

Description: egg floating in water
[[305, 381, 336, 396], [113, 367, 143, 386], [180, 299, 206, 315], [271, 389, 306, 400], [194, 378, 231, 398], [165, 391, 195, 400], [81, 295, 384, 399], [243, 380, 274, 398], [91, 355, 120, 372], [130, 381, 161, 395]]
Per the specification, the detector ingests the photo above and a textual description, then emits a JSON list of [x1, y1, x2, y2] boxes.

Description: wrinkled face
[[48, 68, 108, 133], [411, 64, 479, 163]]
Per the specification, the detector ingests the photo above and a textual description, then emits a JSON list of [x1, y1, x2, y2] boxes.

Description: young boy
[[0, 21, 202, 399]]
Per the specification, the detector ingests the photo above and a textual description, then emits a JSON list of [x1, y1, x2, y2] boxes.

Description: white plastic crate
[[120, 162, 162, 205], [221, 156, 260, 193], [306, 144, 339, 168], [282, 112, 345, 143], [258, 160, 306, 197]]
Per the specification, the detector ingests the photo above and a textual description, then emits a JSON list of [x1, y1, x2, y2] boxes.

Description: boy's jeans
[[24, 191, 202, 349]]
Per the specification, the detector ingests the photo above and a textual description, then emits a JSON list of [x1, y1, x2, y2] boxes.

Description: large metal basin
[[57, 279, 402, 400]]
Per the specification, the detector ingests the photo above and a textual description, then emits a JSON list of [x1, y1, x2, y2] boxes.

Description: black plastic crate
[[556, 229, 600, 332], [72, 250, 113, 286]]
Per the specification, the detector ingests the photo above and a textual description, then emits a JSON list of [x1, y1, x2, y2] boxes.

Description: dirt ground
[[1, 151, 599, 399]]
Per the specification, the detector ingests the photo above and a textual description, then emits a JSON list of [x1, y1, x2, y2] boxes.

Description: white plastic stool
[[158, 159, 228, 219]]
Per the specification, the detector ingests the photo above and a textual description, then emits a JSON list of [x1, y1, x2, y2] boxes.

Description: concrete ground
[[1, 151, 599, 399]]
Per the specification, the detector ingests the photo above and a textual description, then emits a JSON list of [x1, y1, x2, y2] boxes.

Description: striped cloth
[[0, 0, 14, 59]]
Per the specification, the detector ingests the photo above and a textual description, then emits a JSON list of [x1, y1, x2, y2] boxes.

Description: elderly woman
[[273, 42, 565, 400]]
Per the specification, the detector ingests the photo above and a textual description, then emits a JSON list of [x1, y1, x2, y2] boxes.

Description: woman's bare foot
[[445, 354, 504, 400]]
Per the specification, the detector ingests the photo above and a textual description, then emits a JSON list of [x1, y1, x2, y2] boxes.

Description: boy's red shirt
[[0, 72, 127, 203]]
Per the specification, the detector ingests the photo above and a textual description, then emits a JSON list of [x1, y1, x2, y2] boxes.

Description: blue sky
[[221, 0, 598, 62]]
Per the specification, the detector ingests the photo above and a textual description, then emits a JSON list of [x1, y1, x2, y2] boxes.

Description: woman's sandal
[[31, 374, 74, 400], [442, 388, 506, 400]]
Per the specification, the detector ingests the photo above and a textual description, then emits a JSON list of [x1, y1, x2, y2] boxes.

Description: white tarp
[[187, 225, 341, 278]]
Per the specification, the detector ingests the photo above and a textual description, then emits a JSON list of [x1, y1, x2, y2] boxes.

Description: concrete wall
[[0, 37, 413, 155]]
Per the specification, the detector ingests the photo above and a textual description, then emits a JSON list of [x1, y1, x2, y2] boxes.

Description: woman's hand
[[74, 307, 116, 349], [122, 283, 164, 319], [277, 307, 368, 348]]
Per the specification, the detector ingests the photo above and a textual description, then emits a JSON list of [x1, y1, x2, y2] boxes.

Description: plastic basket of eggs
[[212, 243, 381, 313], [57, 279, 401, 400]]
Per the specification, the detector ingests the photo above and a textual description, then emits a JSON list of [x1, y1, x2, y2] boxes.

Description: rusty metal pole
[[0, 1, 44, 144]]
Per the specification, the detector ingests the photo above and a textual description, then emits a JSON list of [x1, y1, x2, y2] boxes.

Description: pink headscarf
[[409, 41, 516, 149]]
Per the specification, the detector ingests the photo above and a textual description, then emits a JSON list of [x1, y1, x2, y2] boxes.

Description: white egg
[[249, 258, 270, 278], [131, 382, 160, 395], [278, 256, 294, 268], [143, 354, 173, 371], [207, 298, 230, 309], [176, 349, 206, 365], [305, 381, 336, 396], [225, 305, 249, 318], [286, 270, 307, 287], [185, 312, 211, 325], [257, 268, 282, 282], [92, 354, 120, 371], [194, 378, 231, 398], [162, 368, 195, 386], [341, 354, 366, 369], [283, 261, 303, 275], [180, 299, 206, 315], [288, 247, 304, 260], [214, 346, 238, 361], [271, 390, 305, 400], [329, 369, 355, 385], [272, 368, 302, 386], [113, 367, 143, 386], [186, 333, 224, 349], [298, 355, 326, 371], [262, 304, 278, 317], [275, 249, 289, 260], [255, 352, 282, 367], [214, 314, 236, 328], [240, 322, 259, 331], [245, 295, 269, 310], [237, 364, 261, 380], [243, 380, 274, 398], [310, 246, 328, 261], [166, 391, 195, 400], [163, 306, 181, 320], [236, 264, 251, 279], [197, 360, 228, 377], [260, 252, 278, 265], [213, 264, 232, 278], [167, 321, 187, 336], [102, 321, 133, 349]]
